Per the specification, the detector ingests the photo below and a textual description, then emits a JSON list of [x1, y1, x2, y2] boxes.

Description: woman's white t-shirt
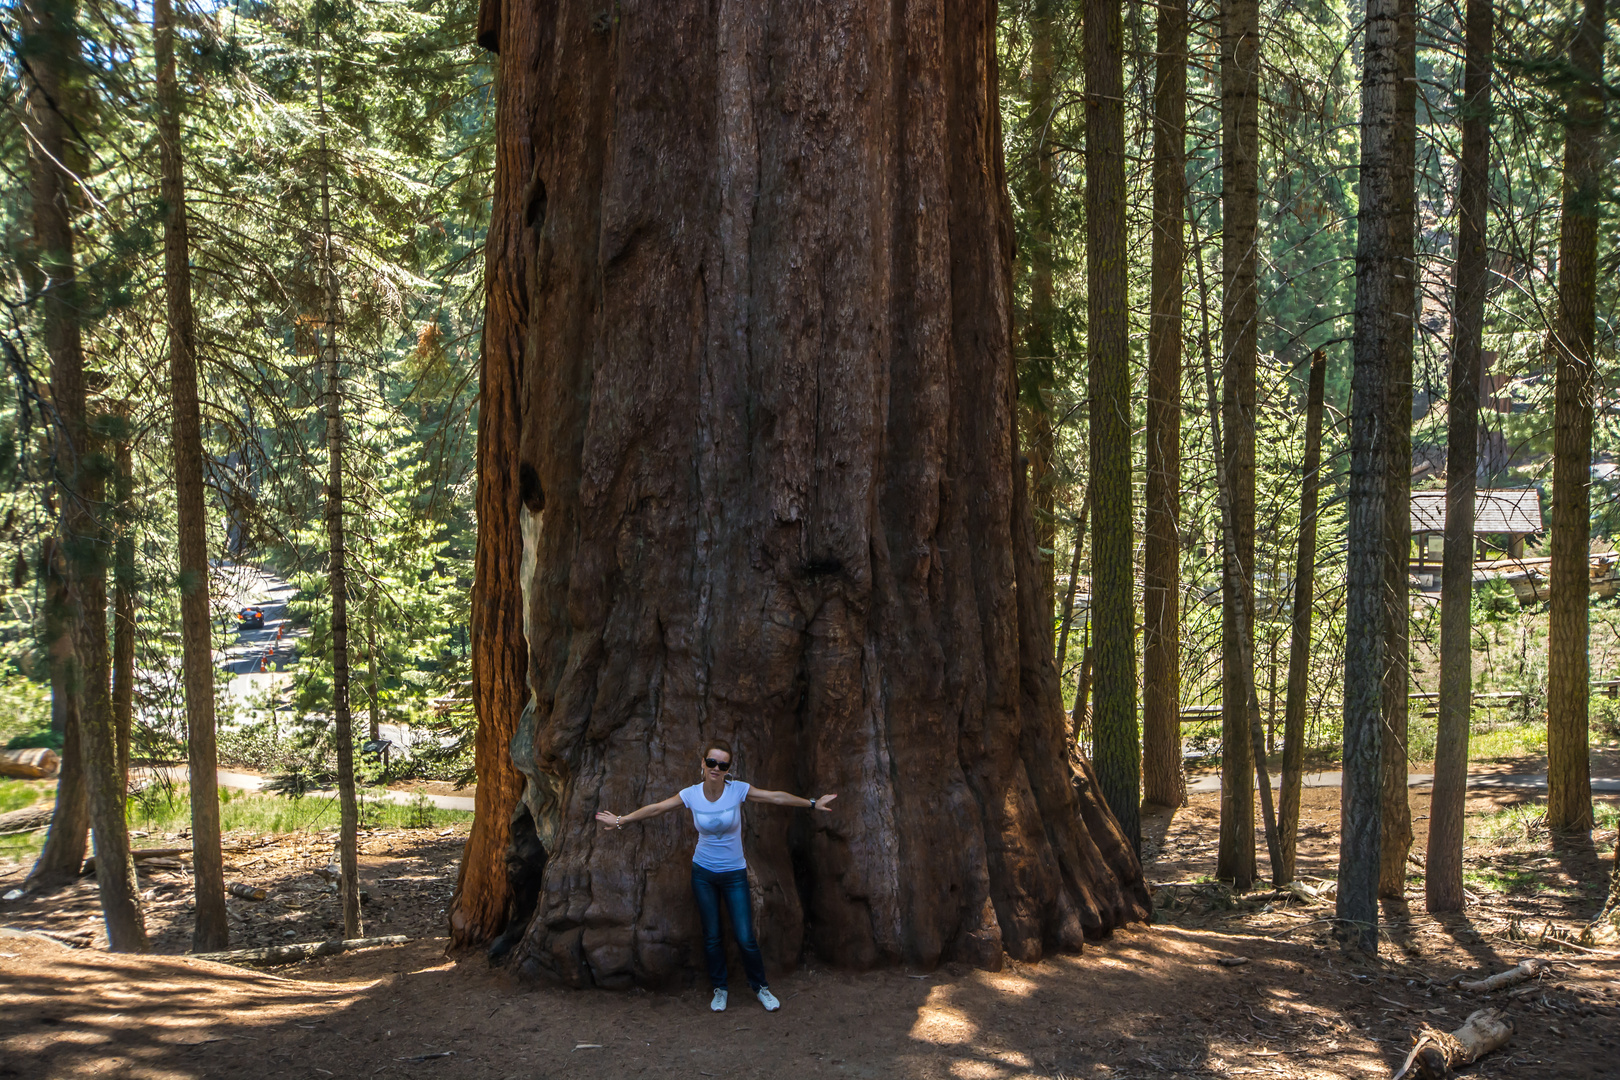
[[680, 780, 751, 872]]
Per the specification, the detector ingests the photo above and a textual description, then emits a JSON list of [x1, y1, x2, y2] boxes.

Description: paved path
[[1185, 770, 1620, 794]]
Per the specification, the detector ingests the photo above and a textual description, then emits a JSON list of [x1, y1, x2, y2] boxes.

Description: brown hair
[[703, 740, 733, 759]]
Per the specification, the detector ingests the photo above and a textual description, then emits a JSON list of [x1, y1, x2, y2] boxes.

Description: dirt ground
[[2, 779, 1618, 1080], [0, 826, 468, 953]]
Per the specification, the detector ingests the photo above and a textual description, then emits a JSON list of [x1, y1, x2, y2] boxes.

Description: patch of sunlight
[[908, 987, 979, 1046], [983, 973, 1039, 997], [948, 1062, 1008, 1080]]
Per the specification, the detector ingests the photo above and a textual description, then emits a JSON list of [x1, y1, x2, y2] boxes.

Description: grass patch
[[0, 831, 44, 864], [1, 783, 469, 869], [127, 784, 472, 837], [1468, 801, 1549, 845], [0, 778, 52, 814], [1465, 864, 1541, 895], [1468, 723, 1548, 762]]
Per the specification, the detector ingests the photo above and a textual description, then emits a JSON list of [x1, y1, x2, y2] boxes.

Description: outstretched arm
[[746, 788, 838, 812], [595, 794, 684, 830]]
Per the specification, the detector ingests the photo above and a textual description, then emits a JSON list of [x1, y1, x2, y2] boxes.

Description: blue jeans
[[690, 864, 767, 991]]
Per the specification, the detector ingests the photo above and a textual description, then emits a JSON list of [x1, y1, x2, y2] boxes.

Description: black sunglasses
[[704, 757, 731, 771]]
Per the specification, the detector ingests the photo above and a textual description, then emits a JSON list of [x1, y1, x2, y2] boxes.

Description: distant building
[[1410, 488, 1542, 569]]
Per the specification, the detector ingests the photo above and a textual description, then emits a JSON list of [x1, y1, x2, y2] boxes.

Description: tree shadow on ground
[[0, 924, 1421, 1080]]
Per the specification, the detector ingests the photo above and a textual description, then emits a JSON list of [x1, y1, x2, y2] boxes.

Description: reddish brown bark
[[486, 0, 1148, 987], [448, 0, 540, 950], [156, 0, 228, 950]]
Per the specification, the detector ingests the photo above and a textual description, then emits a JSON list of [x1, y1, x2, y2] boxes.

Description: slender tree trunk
[[1143, 0, 1187, 812], [1073, 631, 1095, 738], [113, 422, 133, 781], [1199, 322, 1283, 886], [1427, 0, 1492, 913], [1546, 0, 1606, 835], [1340, 0, 1415, 952], [1377, 0, 1418, 899], [28, 539, 89, 891], [1216, 0, 1259, 888], [78, 429, 148, 950], [20, 0, 145, 949], [1054, 489, 1091, 674], [498, 0, 1150, 985], [368, 612, 381, 743], [155, 0, 228, 951], [315, 29, 361, 941], [1087, 0, 1141, 852], [450, 0, 538, 949], [1023, 0, 1060, 628], [1277, 349, 1326, 886]]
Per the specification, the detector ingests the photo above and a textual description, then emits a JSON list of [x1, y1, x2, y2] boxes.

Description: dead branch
[[1457, 958, 1548, 993], [190, 934, 407, 966]]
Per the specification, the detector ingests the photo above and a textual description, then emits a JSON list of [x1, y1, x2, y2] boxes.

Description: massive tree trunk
[[156, 0, 228, 951], [1277, 349, 1326, 886], [1216, 0, 1259, 889], [1340, 0, 1414, 952], [1143, 0, 1187, 812], [1087, 0, 1141, 853], [21, 0, 146, 950], [1546, 0, 1606, 835], [492, 0, 1149, 987], [1427, 0, 1492, 914], [448, 0, 542, 950], [1377, 0, 1418, 899], [315, 28, 361, 941]]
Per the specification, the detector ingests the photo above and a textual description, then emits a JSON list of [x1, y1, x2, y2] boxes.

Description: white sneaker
[[710, 988, 728, 1012], [756, 987, 780, 1012]]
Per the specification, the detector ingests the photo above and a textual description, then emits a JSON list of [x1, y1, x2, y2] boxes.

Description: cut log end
[[0, 748, 59, 779]]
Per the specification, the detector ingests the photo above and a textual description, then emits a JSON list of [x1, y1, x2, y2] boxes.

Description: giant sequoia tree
[[458, 0, 1150, 985]]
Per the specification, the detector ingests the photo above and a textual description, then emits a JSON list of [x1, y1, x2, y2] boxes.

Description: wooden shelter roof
[[1410, 488, 1542, 535]]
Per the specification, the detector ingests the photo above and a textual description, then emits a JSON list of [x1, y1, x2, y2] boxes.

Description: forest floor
[[2, 764, 1618, 1080]]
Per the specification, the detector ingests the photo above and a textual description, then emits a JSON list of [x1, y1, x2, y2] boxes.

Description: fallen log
[[190, 935, 408, 966], [80, 848, 192, 876], [0, 803, 54, 835], [0, 748, 59, 779], [1392, 1008, 1513, 1080], [228, 882, 267, 901], [1457, 958, 1548, 993]]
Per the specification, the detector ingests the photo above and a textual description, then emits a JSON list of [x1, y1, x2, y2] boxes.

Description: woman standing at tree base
[[595, 741, 836, 1011]]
